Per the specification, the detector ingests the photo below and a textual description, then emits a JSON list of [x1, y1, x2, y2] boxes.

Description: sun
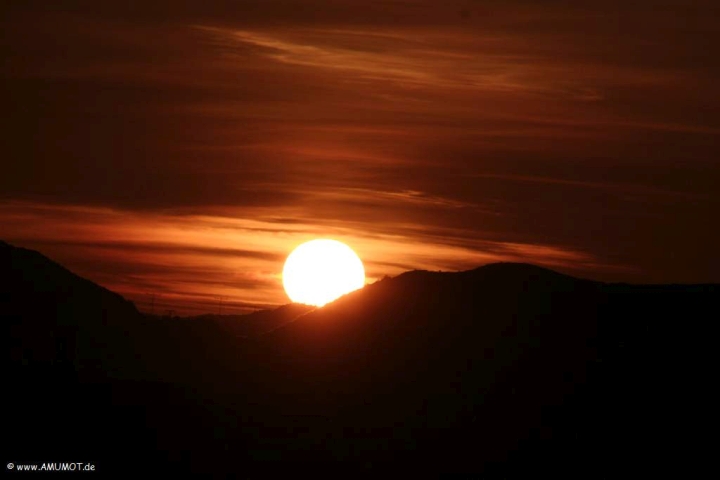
[[282, 239, 365, 307]]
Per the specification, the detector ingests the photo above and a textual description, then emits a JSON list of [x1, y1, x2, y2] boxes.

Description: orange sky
[[2, 1, 719, 314]]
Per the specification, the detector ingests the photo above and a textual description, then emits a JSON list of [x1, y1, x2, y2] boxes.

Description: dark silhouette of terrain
[[181, 302, 315, 338], [3, 240, 717, 476]]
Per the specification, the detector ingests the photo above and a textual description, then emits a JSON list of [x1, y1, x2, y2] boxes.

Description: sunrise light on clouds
[[3, 1, 718, 314]]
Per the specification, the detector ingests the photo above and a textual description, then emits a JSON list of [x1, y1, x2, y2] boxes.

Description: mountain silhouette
[[2, 240, 140, 379], [3, 241, 717, 476], [185, 302, 315, 338]]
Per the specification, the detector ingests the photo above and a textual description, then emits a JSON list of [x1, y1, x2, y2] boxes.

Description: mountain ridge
[[3, 239, 717, 476]]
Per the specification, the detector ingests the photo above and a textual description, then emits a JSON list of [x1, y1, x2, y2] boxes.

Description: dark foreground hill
[[3, 241, 717, 477], [181, 302, 315, 338]]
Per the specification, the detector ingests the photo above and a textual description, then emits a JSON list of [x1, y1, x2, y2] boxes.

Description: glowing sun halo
[[282, 239, 365, 307]]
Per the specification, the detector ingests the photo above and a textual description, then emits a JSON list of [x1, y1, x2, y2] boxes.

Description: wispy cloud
[[2, 1, 718, 298], [194, 25, 593, 96], [1, 200, 613, 314]]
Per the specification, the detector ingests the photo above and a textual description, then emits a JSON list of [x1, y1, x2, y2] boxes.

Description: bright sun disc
[[282, 239, 365, 307]]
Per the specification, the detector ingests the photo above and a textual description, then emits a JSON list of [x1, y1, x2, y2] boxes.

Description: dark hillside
[[3, 241, 716, 476]]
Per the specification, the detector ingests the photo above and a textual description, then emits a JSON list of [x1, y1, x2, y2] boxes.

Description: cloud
[[1, 200, 619, 314], [2, 0, 719, 303]]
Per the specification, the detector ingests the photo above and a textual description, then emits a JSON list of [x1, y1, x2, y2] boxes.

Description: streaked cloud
[[1, 200, 612, 314], [2, 1, 719, 311]]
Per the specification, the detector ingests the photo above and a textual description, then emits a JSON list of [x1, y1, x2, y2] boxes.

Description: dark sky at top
[[2, 1, 719, 313]]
